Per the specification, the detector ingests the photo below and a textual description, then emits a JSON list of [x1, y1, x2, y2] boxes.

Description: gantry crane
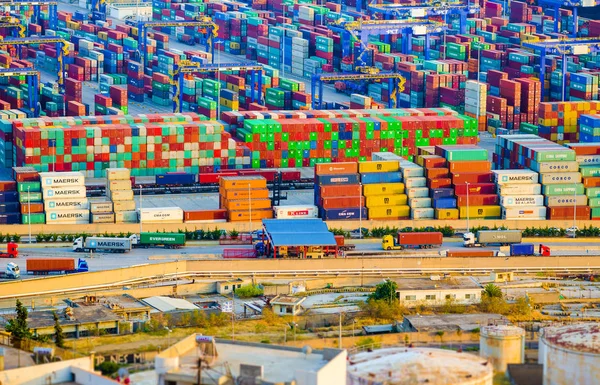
[[0, 36, 69, 88], [0, 67, 40, 116], [311, 71, 406, 109], [0, 0, 58, 30], [0, 16, 26, 38], [136, 17, 218, 70], [522, 38, 600, 101], [172, 59, 263, 113], [538, 0, 600, 37], [90, 0, 107, 21], [368, 1, 480, 34]]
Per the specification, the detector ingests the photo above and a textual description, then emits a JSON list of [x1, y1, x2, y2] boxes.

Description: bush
[[234, 284, 264, 298], [355, 337, 380, 349], [96, 361, 120, 376]]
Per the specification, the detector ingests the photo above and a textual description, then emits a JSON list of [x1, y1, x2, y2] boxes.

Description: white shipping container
[[405, 177, 427, 188], [500, 195, 545, 207], [113, 200, 136, 212], [274, 205, 318, 219], [534, 161, 579, 173], [44, 198, 89, 211], [106, 168, 131, 180], [108, 180, 132, 191], [545, 195, 588, 207], [411, 208, 434, 219], [108, 189, 134, 201], [502, 207, 547, 220], [493, 170, 539, 185], [408, 197, 432, 208], [539, 172, 582, 184], [90, 201, 113, 213], [577, 155, 600, 165], [498, 184, 542, 196], [115, 210, 138, 223], [46, 209, 90, 224], [401, 167, 424, 178], [407, 187, 429, 198], [92, 212, 115, 223], [138, 207, 184, 223], [39, 172, 85, 187], [42, 186, 87, 199]]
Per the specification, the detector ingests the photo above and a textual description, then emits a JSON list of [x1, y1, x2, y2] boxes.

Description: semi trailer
[[382, 232, 443, 250], [463, 230, 522, 247], [26, 258, 88, 275]]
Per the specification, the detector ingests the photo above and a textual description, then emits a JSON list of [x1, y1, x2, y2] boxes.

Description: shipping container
[[448, 161, 491, 173], [359, 161, 400, 173], [539, 172, 582, 184], [139, 232, 186, 247], [411, 208, 435, 219], [113, 200, 137, 212], [363, 183, 405, 196], [547, 206, 591, 220], [368, 206, 410, 219], [156, 172, 196, 185], [543, 184, 585, 196], [360, 172, 402, 184], [454, 183, 496, 195], [398, 232, 443, 247], [46, 210, 89, 224], [510, 243, 535, 256], [228, 209, 273, 222], [497, 184, 542, 196], [320, 208, 367, 220], [184, 209, 227, 222], [408, 198, 432, 208], [92, 213, 115, 224], [274, 205, 318, 219], [39, 172, 85, 187], [316, 174, 361, 185], [459, 206, 502, 219], [545, 196, 588, 207], [42, 186, 87, 200], [502, 207, 547, 219], [108, 189, 134, 201], [90, 201, 113, 214], [456, 194, 499, 206], [365, 195, 408, 207], [446, 250, 495, 257], [500, 195, 545, 207], [315, 162, 358, 175], [108, 180, 132, 191], [405, 177, 427, 188], [138, 207, 184, 223], [44, 198, 89, 211], [221, 189, 270, 200], [106, 168, 131, 180], [26, 259, 76, 274], [220, 176, 267, 190], [435, 208, 459, 220], [493, 170, 539, 185]]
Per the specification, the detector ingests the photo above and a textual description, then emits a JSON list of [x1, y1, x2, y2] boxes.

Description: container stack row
[[359, 160, 409, 220], [567, 143, 600, 220], [314, 162, 365, 221], [41, 171, 89, 225], [416, 153, 456, 220], [219, 176, 273, 222], [106, 167, 136, 224], [495, 169, 545, 220]]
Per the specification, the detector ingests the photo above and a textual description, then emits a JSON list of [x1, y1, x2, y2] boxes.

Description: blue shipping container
[[360, 172, 402, 184], [430, 188, 454, 200], [316, 174, 360, 185], [320, 207, 367, 220], [156, 173, 196, 185], [0, 213, 20, 224], [510, 243, 535, 256], [0, 191, 19, 203], [0, 202, 20, 213], [432, 197, 457, 209]]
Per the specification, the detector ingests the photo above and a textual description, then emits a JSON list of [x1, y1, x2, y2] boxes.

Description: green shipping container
[[17, 181, 41, 192], [19, 192, 43, 203], [140, 232, 186, 246], [543, 184, 585, 196], [580, 165, 600, 177], [22, 213, 45, 224]]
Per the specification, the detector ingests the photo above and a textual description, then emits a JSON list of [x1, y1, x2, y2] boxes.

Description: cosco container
[[493, 170, 539, 185], [316, 174, 360, 185], [274, 205, 318, 219], [319, 207, 367, 220], [138, 207, 184, 223], [108, 190, 134, 201], [539, 172, 582, 184], [404, 177, 427, 188], [497, 184, 542, 196], [530, 161, 579, 173], [545, 195, 588, 207], [46, 209, 90, 224], [106, 168, 131, 180], [365, 195, 408, 207], [543, 184, 585, 196], [500, 195, 545, 207], [408, 198, 432, 208], [42, 186, 86, 200], [360, 172, 402, 184], [411, 208, 434, 219], [406, 187, 429, 198], [90, 201, 113, 213], [502, 207, 547, 219], [39, 172, 85, 187], [44, 198, 89, 211], [576, 155, 600, 165]]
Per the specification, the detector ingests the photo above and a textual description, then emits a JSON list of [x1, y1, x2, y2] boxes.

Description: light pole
[[248, 183, 252, 232], [476, 46, 482, 131], [27, 186, 31, 244], [281, 31, 286, 78], [338, 312, 343, 348], [573, 182, 577, 238], [359, 182, 362, 239], [139, 185, 143, 234], [465, 182, 470, 233]]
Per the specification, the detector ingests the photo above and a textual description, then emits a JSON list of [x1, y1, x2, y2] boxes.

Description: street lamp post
[[359, 182, 362, 239], [139, 185, 143, 234], [248, 183, 252, 233], [27, 186, 31, 244], [339, 312, 343, 348], [465, 182, 470, 233], [573, 182, 577, 238]]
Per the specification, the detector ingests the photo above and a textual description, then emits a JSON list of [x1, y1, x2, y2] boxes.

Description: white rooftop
[[142, 296, 199, 313], [542, 323, 600, 354]]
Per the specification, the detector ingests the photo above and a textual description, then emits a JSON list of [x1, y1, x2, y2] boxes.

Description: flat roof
[[402, 313, 506, 332], [2, 306, 121, 329], [396, 277, 481, 291], [271, 296, 306, 306], [263, 218, 336, 246], [142, 296, 199, 313]]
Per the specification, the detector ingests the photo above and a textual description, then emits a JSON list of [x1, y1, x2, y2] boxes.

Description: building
[[270, 295, 307, 316], [98, 295, 152, 321], [155, 334, 347, 385], [399, 313, 506, 333], [217, 278, 252, 295], [142, 296, 200, 313], [396, 277, 483, 307]]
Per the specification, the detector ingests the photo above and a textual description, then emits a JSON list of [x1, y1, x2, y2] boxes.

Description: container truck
[[510, 243, 535, 256], [463, 230, 522, 247], [135, 232, 186, 248], [382, 232, 443, 250], [0, 262, 20, 279], [26, 258, 88, 275], [73, 237, 132, 253], [0, 242, 18, 258], [442, 250, 503, 257]]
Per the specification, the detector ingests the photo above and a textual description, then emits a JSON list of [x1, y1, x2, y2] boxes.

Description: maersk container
[[316, 174, 360, 185], [409, 198, 432, 208], [502, 207, 547, 220], [90, 201, 113, 213], [46, 209, 89, 224], [138, 207, 184, 223], [497, 184, 542, 196], [405, 177, 427, 188], [545, 195, 588, 207], [431, 188, 454, 200], [493, 170, 539, 185], [433, 197, 457, 209], [500, 195, 545, 207], [39, 172, 85, 187], [274, 205, 318, 219], [407, 187, 429, 198], [360, 172, 402, 184], [81, 237, 132, 252], [543, 184, 585, 196], [510, 243, 535, 256], [539, 172, 582, 185], [530, 161, 579, 173], [319, 207, 367, 220], [44, 198, 89, 211], [411, 208, 434, 219], [92, 213, 115, 223], [139, 232, 186, 247], [43, 186, 87, 200]]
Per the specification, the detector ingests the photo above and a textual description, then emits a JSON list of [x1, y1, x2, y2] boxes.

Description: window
[[425, 295, 436, 300], [224, 285, 229, 290], [404, 295, 416, 301], [465, 294, 473, 299], [445, 294, 456, 300], [280, 307, 284, 313], [286, 307, 293, 314], [237, 284, 241, 288]]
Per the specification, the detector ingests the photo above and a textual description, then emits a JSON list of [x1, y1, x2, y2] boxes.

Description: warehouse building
[[399, 313, 506, 333], [396, 277, 483, 307], [271, 295, 307, 316], [262, 218, 338, 258]]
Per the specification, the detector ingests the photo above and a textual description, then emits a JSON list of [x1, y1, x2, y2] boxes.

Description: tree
[[369, 280, 398, 304], [359, 299, 405, 321], [53, 311, 65, 348], [483, 283, 503, 299], [5, 299, 31, 348], [234, 284, 264, 298]]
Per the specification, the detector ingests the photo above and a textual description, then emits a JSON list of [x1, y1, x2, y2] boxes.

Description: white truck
[[0, 262, 20, 279], [73, 236, 134, 253], [463, 230, 522, 247]]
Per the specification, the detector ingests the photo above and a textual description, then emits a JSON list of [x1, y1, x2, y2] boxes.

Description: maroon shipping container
[[398, 232, 443, 247], [456, 194, 499, 207], [184, 209, 227, 221], [0, 181, 16, 191], [547, 206, 590, 220], [452, 172, 494, 184], [27, 258, 75, 273], [223, 249, 257, 258], [454, 183, 496, 195], [447, 250, 495, 257]]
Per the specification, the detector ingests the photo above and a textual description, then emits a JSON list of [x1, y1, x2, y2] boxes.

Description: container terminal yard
[[2, 0, 600, 385]]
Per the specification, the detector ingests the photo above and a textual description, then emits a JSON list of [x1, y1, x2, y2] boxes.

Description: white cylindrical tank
[[347, 347, 493, 385], [539, 323, 600, 385], [480, 325, 525, 372]]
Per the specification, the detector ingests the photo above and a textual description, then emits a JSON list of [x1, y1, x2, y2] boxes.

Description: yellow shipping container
[[358, 160, 400, 173], [365, 194, 408, 207], [363, 183, 405, 196], [228, 209, 273, 222], [224, 198, 272, 211], [220, 176, 267, 190], [367, 205, 410, 219], [113, 200, 136, 212], [435, 208, 459, 220], [459, 205, 501, 219]]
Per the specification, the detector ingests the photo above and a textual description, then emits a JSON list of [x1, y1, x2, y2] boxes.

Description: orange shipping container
[[315, 162, 358, 176], [219, 176, 267, 190], [426, 168, 450, 179], [20, 202, 44, 214], [221, 188, 270, 200], [184, 209, 227, 222], [456, 194, 499, 206], [319, 184, 362, 198], [584, 177, 600, 188], [228, 209, 273, 222], [448, 161, 491, 173], [428, 178, 452, 189], [320, 196, 363, 209], [418, 155, 447, 169], [223, 198, 272, 210]]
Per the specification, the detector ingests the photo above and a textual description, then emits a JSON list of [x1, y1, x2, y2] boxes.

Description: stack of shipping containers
[[314, 162, 365, 221], [417, 153, 457, 220], [41, 171, 89, 225], [567, 143, 600, 219], [219, 176, 273, 222], [15, 167, 41, 225], [359, 160, 409, 220], [494, 169, 545, 220], [107, 168, 136, 224]]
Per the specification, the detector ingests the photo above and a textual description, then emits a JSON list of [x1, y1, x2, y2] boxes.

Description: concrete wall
[[72, 367, 120, 385], [316, 349, 347, 385], [0, 357, 92, 385]]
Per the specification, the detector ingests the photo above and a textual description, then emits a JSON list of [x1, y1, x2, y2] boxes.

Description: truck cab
[[76, 258, 89, 273], [382, 234, 401, 250], [4, 262, 19, 279], [0, 242, 18, 258], [462, 232, 477, 247]]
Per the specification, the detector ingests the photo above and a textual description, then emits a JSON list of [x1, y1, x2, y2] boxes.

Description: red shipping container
[[0, 181, 16, 191], [319, 184, 362, 198], [454, 183, 496, 195], [584, 177, 600, 188], [456, 194, 499, 206], [426, 168, 450, 179], [448, 161, 491, 173], [184, 209, 227, 221], [428, 178, 452, 189], [321, 196, 363, 209], [547, 206, 590, 220], [452, 172, 494, 184]]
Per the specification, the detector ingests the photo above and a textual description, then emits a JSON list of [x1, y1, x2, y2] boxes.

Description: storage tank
[[479, 325, 525, 372], [347, 347, 493, 385], [539, 323, 600, 385]]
